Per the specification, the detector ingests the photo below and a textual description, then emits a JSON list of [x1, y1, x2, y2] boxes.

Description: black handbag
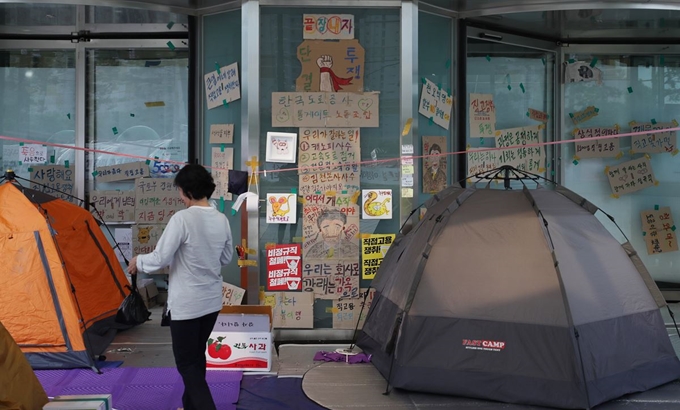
[[161, 304, 171, 327], [115, 274, 151, 326]]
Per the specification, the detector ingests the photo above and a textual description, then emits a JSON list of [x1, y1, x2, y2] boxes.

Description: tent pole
[[348, 286, 372, 351], [666, 306, 680, 339]]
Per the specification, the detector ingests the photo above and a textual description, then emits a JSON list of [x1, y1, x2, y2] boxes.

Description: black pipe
[[187, 15, 197, 164], [456, 19, 468, 186]]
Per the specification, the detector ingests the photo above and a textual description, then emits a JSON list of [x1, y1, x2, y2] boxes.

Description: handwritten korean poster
[[222, 282, 245, 306], [640, 207, 678, 255], [361, 234, 395, 279], [630, 120, 678, 154], [573, 126, 621, 159], [134, 177, 184, 224], [209, 124, 234, 144], [303, 14, 354, 40], [495, 125, 545, 173], [302, 274, 359, 300], [271, 92, 379, 128], [332, 288, 375, 329], [95, 161, 149, 183], [204, 62, 241, 110], [266, 194, 297, 224], [90, 190, 136, 222], [423, 136, 447, 194], [467, 148, 498, 176], [211, 147, 233, 200], [261, 291, 314, 328], [265, 244, 302, 291], [528, 108, 549, 123], [298, 128, 360, 174], [361, 190, 392, 219], [20, 144, 47, 164], [302, 202, 360, 260], [606, 157, 656, 196], [296, 39, 364, 93], [29, 165, 75, 202], [469, 93, 496, 138], [298, 171, 360, 197], [570, 106, 599, 125], [418, 78, 453, 130]]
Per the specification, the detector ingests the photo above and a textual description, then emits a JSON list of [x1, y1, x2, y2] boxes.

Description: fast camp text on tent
[[462, 339, 506, 352]]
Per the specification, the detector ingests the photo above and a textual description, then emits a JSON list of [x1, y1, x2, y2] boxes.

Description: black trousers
[[170, 310, 220, 410]]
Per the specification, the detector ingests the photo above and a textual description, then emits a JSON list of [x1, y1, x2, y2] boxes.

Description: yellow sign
[[361, 234, 395, 279]]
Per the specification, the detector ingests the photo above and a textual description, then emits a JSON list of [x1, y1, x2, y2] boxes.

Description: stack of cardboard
[[43, 394, 112, 409]]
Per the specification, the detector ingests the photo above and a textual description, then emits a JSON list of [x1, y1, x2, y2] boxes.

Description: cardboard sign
[[469, 93, 496, 138], [265, 244, 302, 290], [266, 194, 297, 224], [418, 78, 453, 130], [332, 288, 375, 330], [630, 120, 678, 154], [467, 148, 499, 176], [19, 144, 47, 164], [222, 282, 245, 306], [606, 157, 656, 196], [206, 332, 271, 371], [303, 14, 354, 40], [134, 177, 184, 224], [261, 291, 313, 328], [528, 108, 549, 123], [573, 126, 620, 158], [361, 190, 392, 220], [209, 124, 234, 144], [204, 62, 241, 110], [570, 106, 598, 125], [211, 147, 233, 200], [95, 161, 148, 183], [90, 190, 136, 222], [641, 207, 678, 255], [422, 136, 447, 194], [302, 274, 359, 300], [296, 39, 364, 93], [495, 125, 545, 173], [132, 224, 169, 274], [298, 127, 360, 174], [29, 165, 75, 202], [272, 92, 379, 128], [361, 234, 395, 279]]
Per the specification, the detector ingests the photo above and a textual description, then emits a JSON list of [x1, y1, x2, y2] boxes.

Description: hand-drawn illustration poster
[[265, 132, 297, 163], [95, 161, 148, 183], [570, 106, 598, 125], [134, 177, 184, 224], [418, 79, 453, 130], [302, 202, 360, 260], [606, 156, 656, 196], [266, 194, 297, 224], [19, 144, 47, 164], [422, 136, 447, 194], [272, 92, 379, 128], [361, 234, 395, 279], [265, 244, 302, 291], [132, 224, 169, 274], [204, 62, 241, 110], [222, 282, 245, 306], [91, 190, 136, 222], [564, 60, 603, 84], [641, 207, 678, 255], [573, 125, 621, 159], [211, 147, 233, 200], [298, 128, 360, 174], [630, 120, 678, 154], [296, 39, 364, 93], [209, 124, 234, 144], [303, 14, 354, 40], [467, 148, 499, 176], [361, 190, 392, 220], [469, 93, 496, 138], [495, 125, 545, 173], [528, 108, 549, 123], [332, 288, 375, 329], [29, 165, 75, 202], [261, 291, 314, 328]]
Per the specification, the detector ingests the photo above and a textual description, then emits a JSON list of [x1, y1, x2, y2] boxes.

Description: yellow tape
[[573, 156, 581, 161], [237, 259, 257, 267], [293, 236, 304, 243], [611, 194, 620, 199], [494, 130, 501, 137], [572, 128, 579, 136], [672, 149, 679, 157], [628, 121, 637, 127], [615, 152, 624, 159], [297, 197, 307, 204], [325, 190, 337, 196], [246, 248, 257, 256], [654, 180, 660, 186], [351, 191, 361, 204], [325, 307, 339, 313], [538, 123, 546, 130], [538, 168, 546, 173], [144, 101, 166, 107], [629, 150, 635, 155], [604, 166, 610, 175], [360, 233, 371, 239], [673, 119, 679, 127], [265, 243, 276, 249], [401, 118, 413, 136], [644, 153, 651, 160]]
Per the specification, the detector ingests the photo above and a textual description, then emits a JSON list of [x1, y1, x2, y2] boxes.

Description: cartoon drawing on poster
[[564, 61, 603, 84], [606, 156, 656, 196], [495, 125, 545, 173], [91, 190, 136, 222], [132, 224, 168, 274], [266, 194, 297, 224], [271, 92, 379, 128], [265, 132, 297, 163], [422, 136, 447, 194], [361, 190, 392, 219], [298, 128, 360, 174], [261, 291, 314, 328], [303, 14, 354, 40], [204, 62, 241, 110], [573, 125, 621, 158], [361, 234, 395, 279], [29, 165, 75, 202], [211, 147, 233, 200], [469, 93, 496, 138], [630, 120, 678, 154], [332, 288, 375, 329], [418, 79, 453, 130], [265, 244, 302, 291], [303, 204, 360, 260], [640, 207, 678, 255], [296, 39, 364, 92]]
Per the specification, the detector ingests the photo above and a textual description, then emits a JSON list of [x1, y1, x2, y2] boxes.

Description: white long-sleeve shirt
[[136, 205, 233, 320]]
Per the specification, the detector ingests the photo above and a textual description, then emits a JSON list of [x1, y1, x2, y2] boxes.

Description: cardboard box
[[47, 394, 111, 410], [137, 278, 158, 308], [44, 401, 106, 410], [206, 305, 273, 371]]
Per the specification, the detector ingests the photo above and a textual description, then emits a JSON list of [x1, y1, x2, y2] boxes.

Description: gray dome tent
[[356, 166, 680, 409]]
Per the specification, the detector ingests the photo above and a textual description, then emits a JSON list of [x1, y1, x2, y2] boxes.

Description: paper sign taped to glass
[[272, 92, 379, 128], [296, 39, 364, 93]]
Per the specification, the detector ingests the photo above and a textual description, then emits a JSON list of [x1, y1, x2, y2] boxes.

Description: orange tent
[[0, 182, 130, 369]]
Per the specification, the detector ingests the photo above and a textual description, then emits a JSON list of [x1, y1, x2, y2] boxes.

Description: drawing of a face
[[317, 210, 346, 245], [264, 294, 276, 307], [273, 138, 289, 155], [427, 144, 442, 170], [137, 226, 152, 244]]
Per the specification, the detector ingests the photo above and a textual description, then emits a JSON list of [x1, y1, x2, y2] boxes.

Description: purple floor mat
[[35, 367, 242, 410]]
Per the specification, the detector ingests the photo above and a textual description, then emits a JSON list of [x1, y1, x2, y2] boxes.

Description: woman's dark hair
[[173, 164, 216, 200]]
